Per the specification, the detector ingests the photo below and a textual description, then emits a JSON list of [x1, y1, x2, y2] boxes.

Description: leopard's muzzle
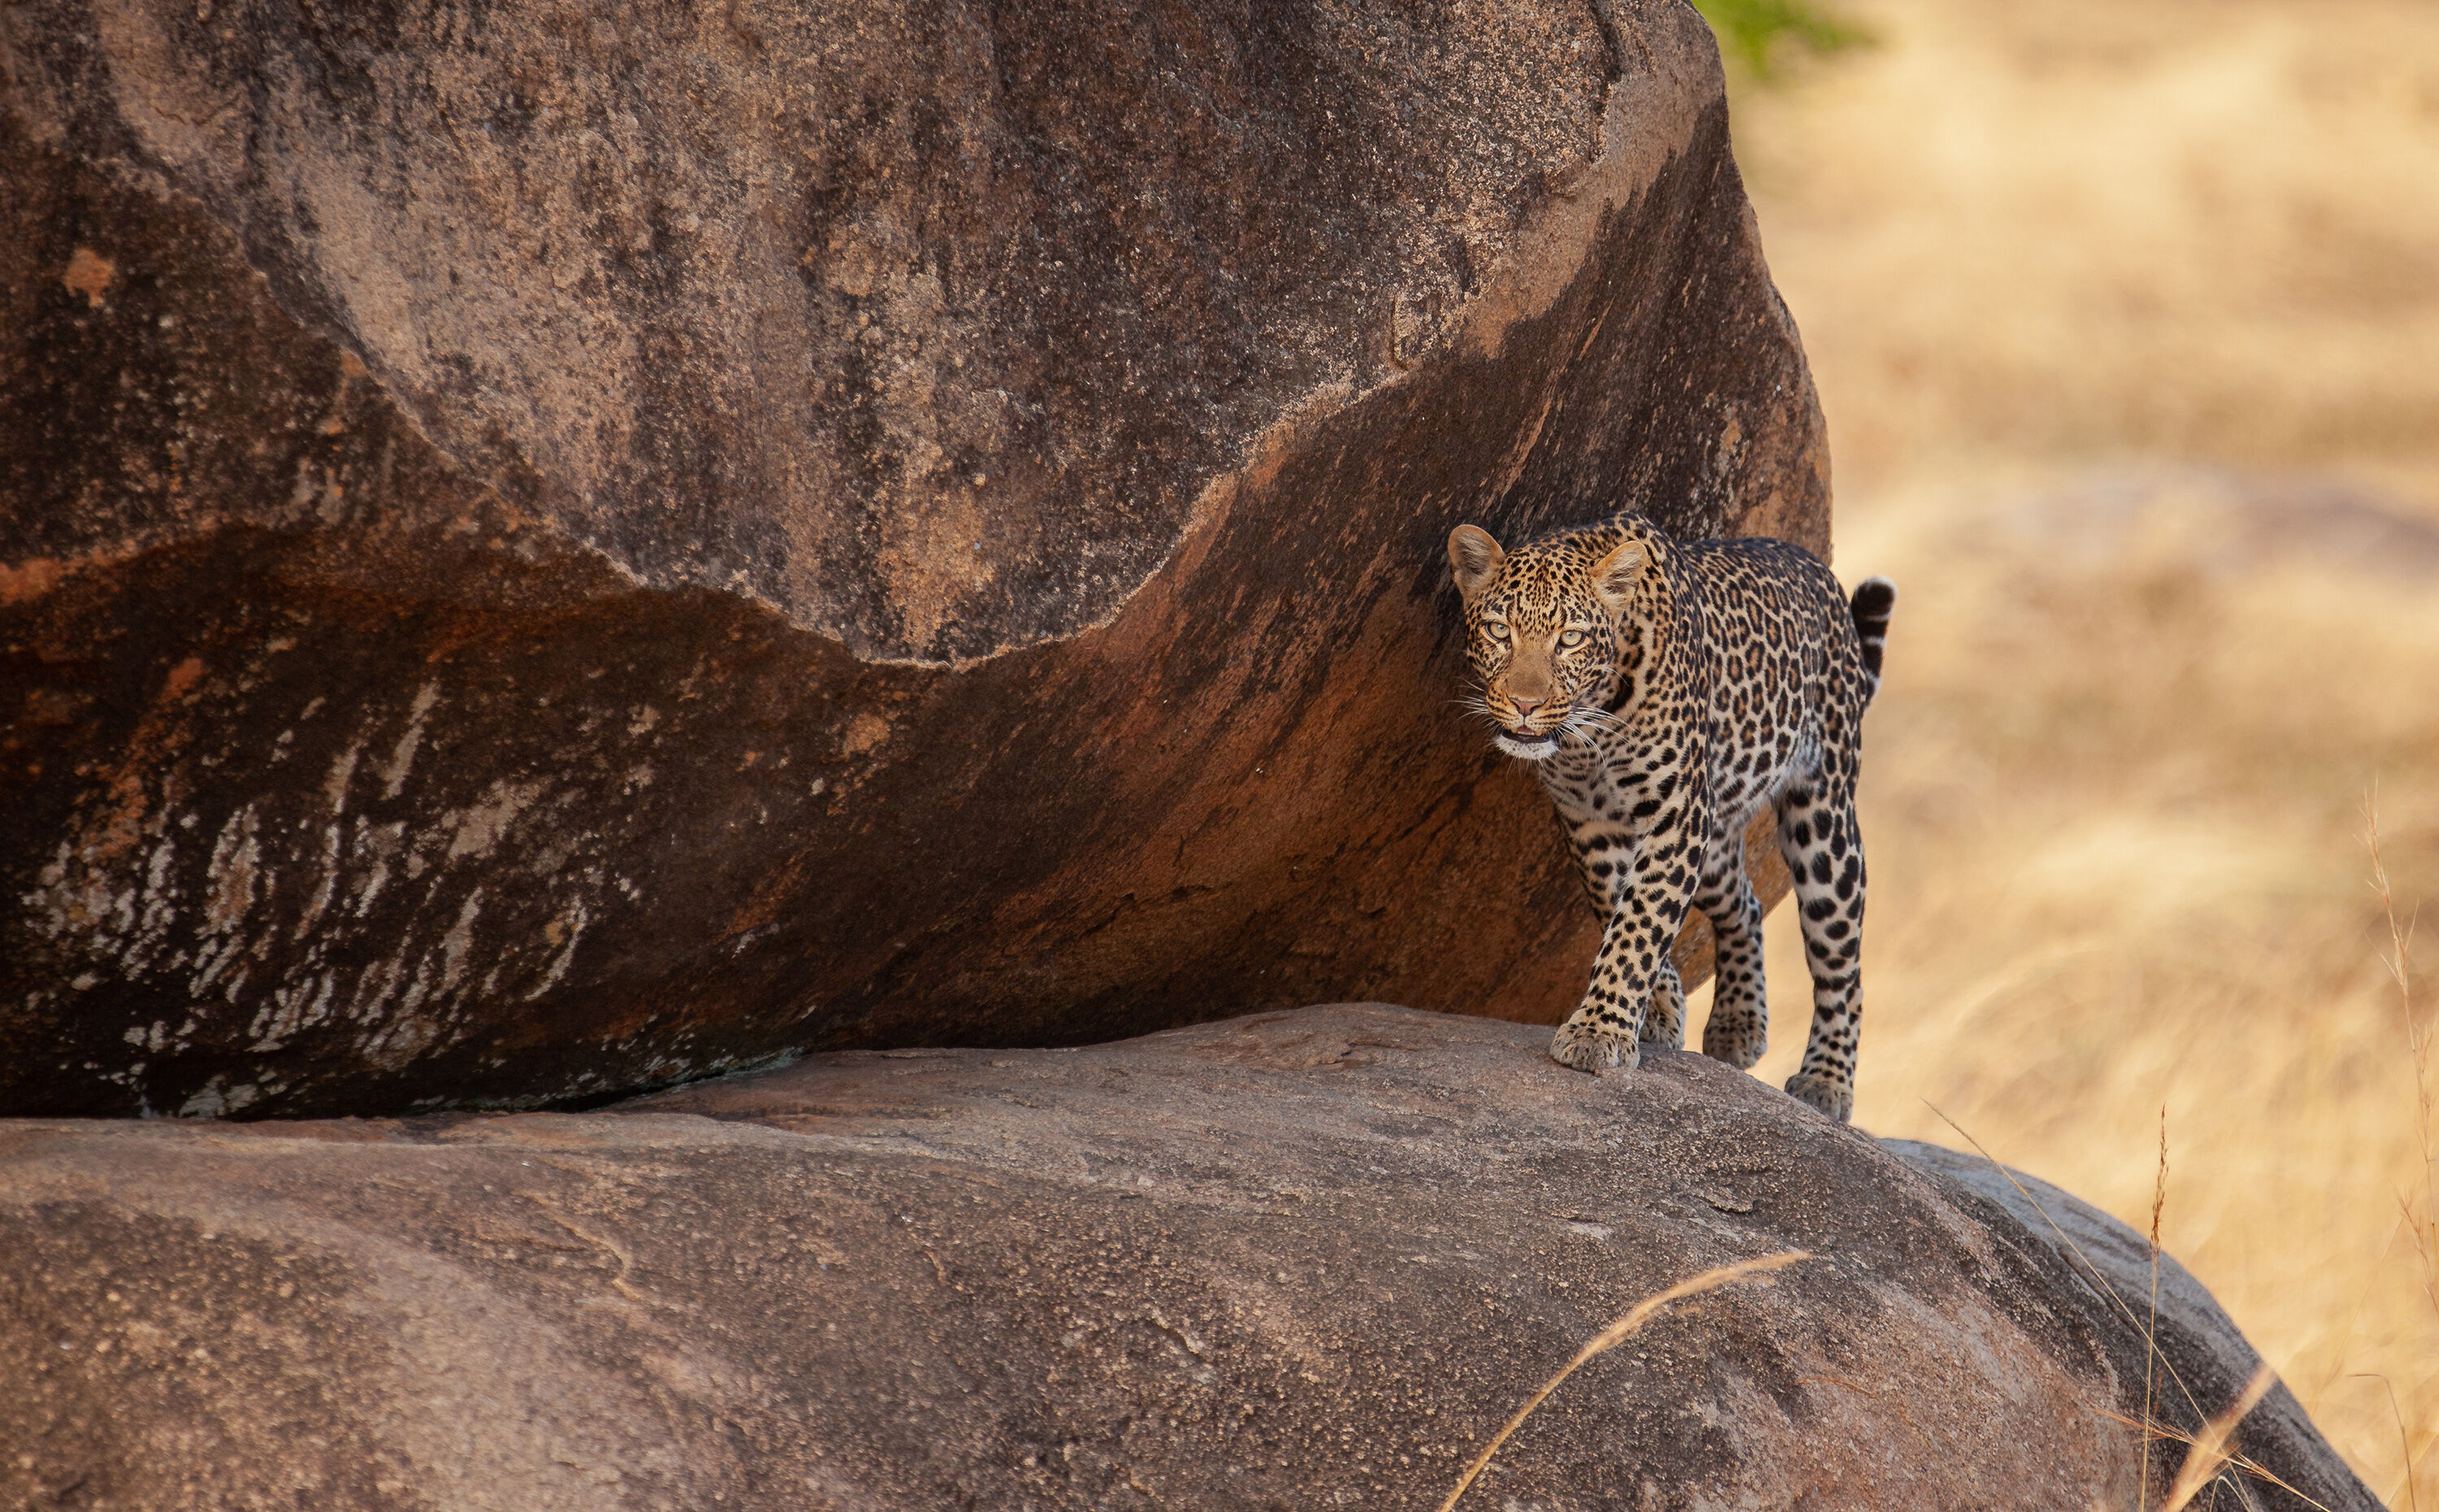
[[1493, 720, 1562, 761], [1489, 678, 1568, 761]]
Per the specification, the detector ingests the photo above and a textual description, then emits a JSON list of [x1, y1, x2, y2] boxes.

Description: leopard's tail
[[1849, 576, 1897, 701]]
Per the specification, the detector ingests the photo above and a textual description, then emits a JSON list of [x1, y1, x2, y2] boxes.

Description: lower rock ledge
[[0, 1003, 2374, 1510]]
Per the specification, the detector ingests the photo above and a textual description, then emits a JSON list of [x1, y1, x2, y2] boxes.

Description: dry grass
[[1434, 1253, 1811, 1512], [1773, 482, 2439, 1505], [1684, 0, 2439, 1502], [2158, 1363, 2283, 1512], [1728, 0, 2439, 508], [1942, 1106, 2319, 1510]]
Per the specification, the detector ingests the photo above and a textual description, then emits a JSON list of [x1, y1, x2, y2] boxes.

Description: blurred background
[[1689, 0, 2439, 1501]]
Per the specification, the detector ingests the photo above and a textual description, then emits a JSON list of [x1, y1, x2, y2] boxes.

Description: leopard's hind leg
[[1775, 773, 1866, 1123], [1694, 836, 1770, 1069]]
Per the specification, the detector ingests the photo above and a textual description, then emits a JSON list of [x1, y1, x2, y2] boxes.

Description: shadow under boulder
[[0, 1004, 2372, 1510]]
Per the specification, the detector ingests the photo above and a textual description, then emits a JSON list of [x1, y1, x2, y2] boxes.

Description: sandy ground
[[1698, 0, 2439, 1501]]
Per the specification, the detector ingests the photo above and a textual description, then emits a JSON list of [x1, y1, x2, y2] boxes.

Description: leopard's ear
[[1447, 524, 1506, 604], [1589, 537, 1650, 610]]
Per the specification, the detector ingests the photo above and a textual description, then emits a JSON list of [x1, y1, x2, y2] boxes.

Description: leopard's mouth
[[1493, 726, 1560, 760]]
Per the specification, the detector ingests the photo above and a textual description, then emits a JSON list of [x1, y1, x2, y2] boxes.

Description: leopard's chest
[[1533, 707, 1706, 830]]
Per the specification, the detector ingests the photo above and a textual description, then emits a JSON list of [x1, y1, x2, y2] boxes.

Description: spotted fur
[[1447, 511, 1894, 1122]]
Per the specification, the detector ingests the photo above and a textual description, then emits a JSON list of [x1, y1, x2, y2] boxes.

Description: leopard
[[1446, 509, 1894, 1123]]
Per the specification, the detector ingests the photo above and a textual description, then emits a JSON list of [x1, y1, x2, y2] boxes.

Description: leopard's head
[[1446, 521, 1651, 763]]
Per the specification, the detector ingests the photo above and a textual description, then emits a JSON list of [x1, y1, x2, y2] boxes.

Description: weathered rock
[[1897, 1141, 2368, 1512], [2, 0, 1829, 1116], [0, 1004, 2372, 1510]]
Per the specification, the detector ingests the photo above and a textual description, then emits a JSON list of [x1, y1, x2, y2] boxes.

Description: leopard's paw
[[1702, 1015, 1766, 1070], [1550, 1019, 1640, 1075], [1784, 1070, 1854, 1123]]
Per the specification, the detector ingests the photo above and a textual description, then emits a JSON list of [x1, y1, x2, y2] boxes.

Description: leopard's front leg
[[1549, 811, 1704, 1075]]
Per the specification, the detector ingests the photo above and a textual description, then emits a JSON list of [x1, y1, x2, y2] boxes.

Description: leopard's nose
[[1509, 697, 1544, 721]]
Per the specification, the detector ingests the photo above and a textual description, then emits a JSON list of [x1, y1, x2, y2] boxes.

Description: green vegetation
[[1693, 0, 1875, 77]]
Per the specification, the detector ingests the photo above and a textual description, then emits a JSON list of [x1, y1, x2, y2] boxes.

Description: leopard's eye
[[1484, 619, 1511, 641], [1559, 628, 1588, 648]]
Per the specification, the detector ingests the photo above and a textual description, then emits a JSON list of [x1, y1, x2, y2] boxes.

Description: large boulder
[[1, 0, 1828, 1117], [0, 1005, 2369, 1510]]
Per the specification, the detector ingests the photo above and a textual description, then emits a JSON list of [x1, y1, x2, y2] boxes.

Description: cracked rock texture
[[3, 0, 1829, 1116], [0, 1005, 2372, 1510]]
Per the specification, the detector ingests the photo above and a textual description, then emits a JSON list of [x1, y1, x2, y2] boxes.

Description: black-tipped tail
[[1849, 576, 1896, 697]]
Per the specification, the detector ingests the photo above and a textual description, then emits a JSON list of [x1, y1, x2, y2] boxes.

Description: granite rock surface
[[0, 1005, 2374, 1510], [2, 0, 1828, 1115]]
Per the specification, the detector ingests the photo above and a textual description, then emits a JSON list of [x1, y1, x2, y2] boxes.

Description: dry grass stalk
[[2368, 798, 2434, 1509], [2367, 802, 2436, 1321], [2352, 1374, 2424, 1512], [2158, 1363, 2277, 1512], [2104, 1401, 2336, 1512], [1434, 1252, 1811, 1512], [1934, 1112, 2339, 1509], [2146, 1106, 2170, 1511], [1940, 1111, 2334, 1512], [1929, 1106, 2223, 1442]]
